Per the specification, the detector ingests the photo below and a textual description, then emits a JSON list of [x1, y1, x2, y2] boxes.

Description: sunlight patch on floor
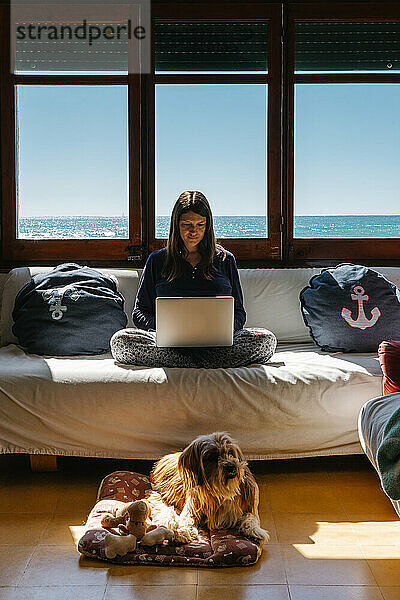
[[293, 519, 400, 559], [69, 525, 86, 546]]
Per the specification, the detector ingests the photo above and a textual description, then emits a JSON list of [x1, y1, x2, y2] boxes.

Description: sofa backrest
[[2, 265, 400, 347], [240, 267, 319, 343]]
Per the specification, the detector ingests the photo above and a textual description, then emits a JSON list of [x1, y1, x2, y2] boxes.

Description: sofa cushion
[[1, 266, 142, 347], [78, 470, 262, 566], [12, 263, 128, 356], [300, 264, 400, 352]]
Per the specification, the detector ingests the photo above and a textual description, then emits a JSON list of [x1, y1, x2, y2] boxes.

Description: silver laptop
[[156, 296, 234, 347]]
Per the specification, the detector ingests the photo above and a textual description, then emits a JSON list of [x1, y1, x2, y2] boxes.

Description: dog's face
[[178, 432, 246, 499]]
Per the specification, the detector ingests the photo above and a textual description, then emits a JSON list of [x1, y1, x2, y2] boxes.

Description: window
[[1, 3, 142, 263], [288, 7, 400, 262], [154, 21, 269, 241], [149, 5, 282, 261]]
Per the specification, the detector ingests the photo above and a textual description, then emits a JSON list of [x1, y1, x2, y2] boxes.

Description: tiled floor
[[0, 453, 399, 599]]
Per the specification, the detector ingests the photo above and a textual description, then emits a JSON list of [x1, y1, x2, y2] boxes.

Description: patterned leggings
[[110, 327, 277, 369]]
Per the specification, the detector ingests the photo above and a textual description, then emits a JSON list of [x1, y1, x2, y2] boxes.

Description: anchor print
[[41, 285, 80, 320], [341, 285, 381, 330]]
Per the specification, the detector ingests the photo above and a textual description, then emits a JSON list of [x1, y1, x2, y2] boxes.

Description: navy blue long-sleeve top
[[132, 248, 246, 332]]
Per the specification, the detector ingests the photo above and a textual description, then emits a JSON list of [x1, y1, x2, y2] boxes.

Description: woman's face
[[179, 211, 207, 253]]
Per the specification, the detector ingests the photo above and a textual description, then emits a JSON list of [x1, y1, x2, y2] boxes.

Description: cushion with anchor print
[[300, 263, 400, 352], [12, 262, 127, 355]]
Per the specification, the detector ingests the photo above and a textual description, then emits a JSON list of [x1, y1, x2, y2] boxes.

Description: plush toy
[[141, 525, 174, 546], [103, 532, 138, 559], [101, 499, 150, 538], [100, 499, 174, 557]]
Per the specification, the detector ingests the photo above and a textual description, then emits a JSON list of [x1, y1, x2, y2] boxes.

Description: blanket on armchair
[[377, 405, 400, 500]]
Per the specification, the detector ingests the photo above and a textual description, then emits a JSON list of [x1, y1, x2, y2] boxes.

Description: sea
[[17, 214, 400, 239]]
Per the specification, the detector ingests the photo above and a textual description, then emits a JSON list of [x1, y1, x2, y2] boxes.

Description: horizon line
[[18, 213, 400, 218]]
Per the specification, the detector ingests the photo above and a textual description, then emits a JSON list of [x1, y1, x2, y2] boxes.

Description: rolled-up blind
[[295, 22, 400, 72], [14, 21, 132, 73], [155, 22, 268, 73]]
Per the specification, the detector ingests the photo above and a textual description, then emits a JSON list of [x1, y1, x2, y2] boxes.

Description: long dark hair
[[162, 191, 226, 281]]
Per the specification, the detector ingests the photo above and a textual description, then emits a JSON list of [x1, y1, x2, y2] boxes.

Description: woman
[[110, 191, 276, 368]]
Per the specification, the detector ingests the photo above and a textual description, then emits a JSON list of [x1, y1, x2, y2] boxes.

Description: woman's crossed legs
[[110, 327, 277, 369]]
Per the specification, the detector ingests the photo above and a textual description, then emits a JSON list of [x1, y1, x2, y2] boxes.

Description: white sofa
[[0, 265, 397, 462]]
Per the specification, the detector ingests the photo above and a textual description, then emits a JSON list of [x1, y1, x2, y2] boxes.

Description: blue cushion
[[300, 264, 400, 352], [12, 263, 128, 355]]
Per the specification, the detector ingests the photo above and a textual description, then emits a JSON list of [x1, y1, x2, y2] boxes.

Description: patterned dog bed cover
[[78, 470, 263, 567]]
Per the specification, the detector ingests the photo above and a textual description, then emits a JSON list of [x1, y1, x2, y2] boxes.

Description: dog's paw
[[174, 526, 199, 544], [250, 527, 270, 546]]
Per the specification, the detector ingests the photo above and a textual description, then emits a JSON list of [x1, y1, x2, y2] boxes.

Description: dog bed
[[78, 470, 263, 567]]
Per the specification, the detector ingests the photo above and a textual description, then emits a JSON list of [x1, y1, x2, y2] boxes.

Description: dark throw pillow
[[12, 263, 128, 355], [300, 263, 400, 352]]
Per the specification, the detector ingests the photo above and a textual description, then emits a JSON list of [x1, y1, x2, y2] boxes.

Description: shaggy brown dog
[[146, 432, 269, 545]]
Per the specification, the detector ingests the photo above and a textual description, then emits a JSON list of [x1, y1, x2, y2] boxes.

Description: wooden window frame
[[286, 2, 400, 264]]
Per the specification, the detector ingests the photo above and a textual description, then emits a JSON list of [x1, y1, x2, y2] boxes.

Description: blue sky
[[155, 84, 267, 217], [17, 83, 400, 217], [17, 85, 129, 218], [295, 84, 400, 216]]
